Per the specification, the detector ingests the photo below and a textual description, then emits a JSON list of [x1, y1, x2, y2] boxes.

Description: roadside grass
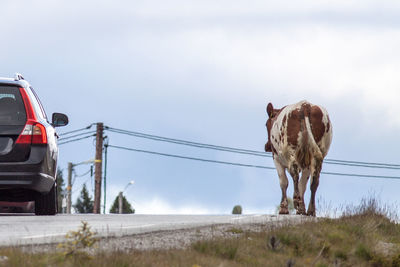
[[1, 197, 400, 267]]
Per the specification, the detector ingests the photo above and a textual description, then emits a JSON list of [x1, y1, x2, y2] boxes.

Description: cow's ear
[[267, 103, 274, 117], [265, 141, 272, 152]]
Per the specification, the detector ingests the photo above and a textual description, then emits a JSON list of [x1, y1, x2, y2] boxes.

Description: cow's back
[[308, 104, 332, 157], [270, 101, 332, 169]]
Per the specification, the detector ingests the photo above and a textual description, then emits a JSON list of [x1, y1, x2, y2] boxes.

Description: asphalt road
[[0, 214, 304, 247]]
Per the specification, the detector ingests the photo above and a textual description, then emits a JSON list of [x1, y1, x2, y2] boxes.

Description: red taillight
[[15, 88, 47, 145], [16, 122, 47, 144], [32, 123, 47, 144], [15, 124, 33, 144]]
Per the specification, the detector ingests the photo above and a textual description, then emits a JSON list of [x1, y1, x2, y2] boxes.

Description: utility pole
[[103, 137, 109, 214], [118, 192, 123, 214], [93, 122, 104, 214], [65, 159, 97, 214], [66, 162, 73, 214]]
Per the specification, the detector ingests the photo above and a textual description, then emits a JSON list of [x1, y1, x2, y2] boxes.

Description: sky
[[1, 0, 400, 215]]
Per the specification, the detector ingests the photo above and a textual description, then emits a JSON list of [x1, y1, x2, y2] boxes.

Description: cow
[[265, 100, 332, 216]]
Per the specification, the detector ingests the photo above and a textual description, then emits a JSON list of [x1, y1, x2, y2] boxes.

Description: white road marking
[[22, 233, 65, 239], [120, 224, 156, 229], [230, 214, 264, 221]]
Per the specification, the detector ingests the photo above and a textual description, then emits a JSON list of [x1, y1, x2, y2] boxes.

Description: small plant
[[58, 221, 98, 257], [232, 205, 242, 214], [267, 235, 281, 251], [227, 228, 244, 234]]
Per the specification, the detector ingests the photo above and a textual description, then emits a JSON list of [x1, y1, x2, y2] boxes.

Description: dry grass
[[1, 197, 400, 267]]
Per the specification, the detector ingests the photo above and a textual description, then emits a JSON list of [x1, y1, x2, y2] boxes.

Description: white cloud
[[106, 184, 222, 214], [159, 25, 400, 130], [2, 1, 399, 133], [126, 196, 277, 215], [128, 197, 224, 215], [107, 183, 275, 214]]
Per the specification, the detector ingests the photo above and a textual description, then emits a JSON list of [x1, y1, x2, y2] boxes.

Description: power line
[[74, 168, 92, 178], [72, 168, 92, 188], [58, 131, 97, 142], [106, 127, 268, 157], [108, 144, 276, 170], [324, 158, 400, 168], [105, 126, 400, 170], [72, 175, 92, 194], [320, 161, 400, 170], [58, 134, 95, 146], [321, 171, 400, 180], [59, 124, 95, 137], [107, 144, 400, 180]]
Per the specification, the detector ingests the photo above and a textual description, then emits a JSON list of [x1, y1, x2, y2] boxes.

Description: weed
[[227, 228, 244, 234], [326, 232, 344, 245], [355, 243, 372, 261], [57, 221, 98, 257], [333, 250, 347, 261], [267, 235, 281, 251], [192, 239, 239, 260], [392, 254, 400, 266]]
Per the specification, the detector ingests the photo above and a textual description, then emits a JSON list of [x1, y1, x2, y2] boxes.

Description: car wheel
[[35, 183, 57, 215]]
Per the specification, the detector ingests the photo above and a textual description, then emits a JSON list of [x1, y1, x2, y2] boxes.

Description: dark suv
[[0, 73, 68, 215]]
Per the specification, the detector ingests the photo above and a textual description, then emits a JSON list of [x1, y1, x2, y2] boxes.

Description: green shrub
[[58, 221, 98, 257], [232, 205, 242, 215]]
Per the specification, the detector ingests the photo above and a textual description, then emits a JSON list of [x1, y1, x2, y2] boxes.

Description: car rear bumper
[[0, 172, 54, 193], [0, 145, 56, 196]]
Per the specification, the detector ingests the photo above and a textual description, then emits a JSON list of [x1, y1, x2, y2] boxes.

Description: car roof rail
[[14, 73, 24, 81]]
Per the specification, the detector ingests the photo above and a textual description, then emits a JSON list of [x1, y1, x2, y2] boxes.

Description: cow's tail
[[297, 104, 323, 170]]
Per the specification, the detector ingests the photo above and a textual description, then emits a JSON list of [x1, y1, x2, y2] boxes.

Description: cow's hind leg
[[288, 164, 300, 211], [298, 168, 310, 215], [307, 159, 322, 217], [275, 159, 289, 215]]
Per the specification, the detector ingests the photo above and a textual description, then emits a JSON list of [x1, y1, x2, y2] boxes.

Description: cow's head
[[265, 102, 280, 152]]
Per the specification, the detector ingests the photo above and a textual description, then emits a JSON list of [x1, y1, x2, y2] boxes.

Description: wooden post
[[93, 123, 103, 213], [66, 162, 73, 214]]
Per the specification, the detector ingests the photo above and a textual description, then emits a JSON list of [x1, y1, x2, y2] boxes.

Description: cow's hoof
[[279, 208, 289, 215], [296, 201, 306, 215], [306, 210, 316, 217], [296, 209, 306, 215]]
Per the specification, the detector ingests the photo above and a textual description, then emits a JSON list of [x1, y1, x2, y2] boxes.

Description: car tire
[[35, 183, 57, 215]]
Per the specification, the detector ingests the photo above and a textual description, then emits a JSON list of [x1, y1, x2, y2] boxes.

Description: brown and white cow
[[265, 100, 332, 216]]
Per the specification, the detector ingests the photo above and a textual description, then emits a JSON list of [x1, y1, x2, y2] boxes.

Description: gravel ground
[[18, 216, 314, 253]]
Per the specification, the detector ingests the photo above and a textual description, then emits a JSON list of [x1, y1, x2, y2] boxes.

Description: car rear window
[[0, 86, 27, 126]]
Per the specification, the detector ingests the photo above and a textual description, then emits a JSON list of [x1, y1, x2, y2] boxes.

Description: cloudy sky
[[1, 0, 400, 214]]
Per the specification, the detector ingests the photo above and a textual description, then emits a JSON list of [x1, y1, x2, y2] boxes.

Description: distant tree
[[232, 205, 243, 215], [109, 194, 135, 214], [74, 184, 94, 213], [56, 169, 66, 213]]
